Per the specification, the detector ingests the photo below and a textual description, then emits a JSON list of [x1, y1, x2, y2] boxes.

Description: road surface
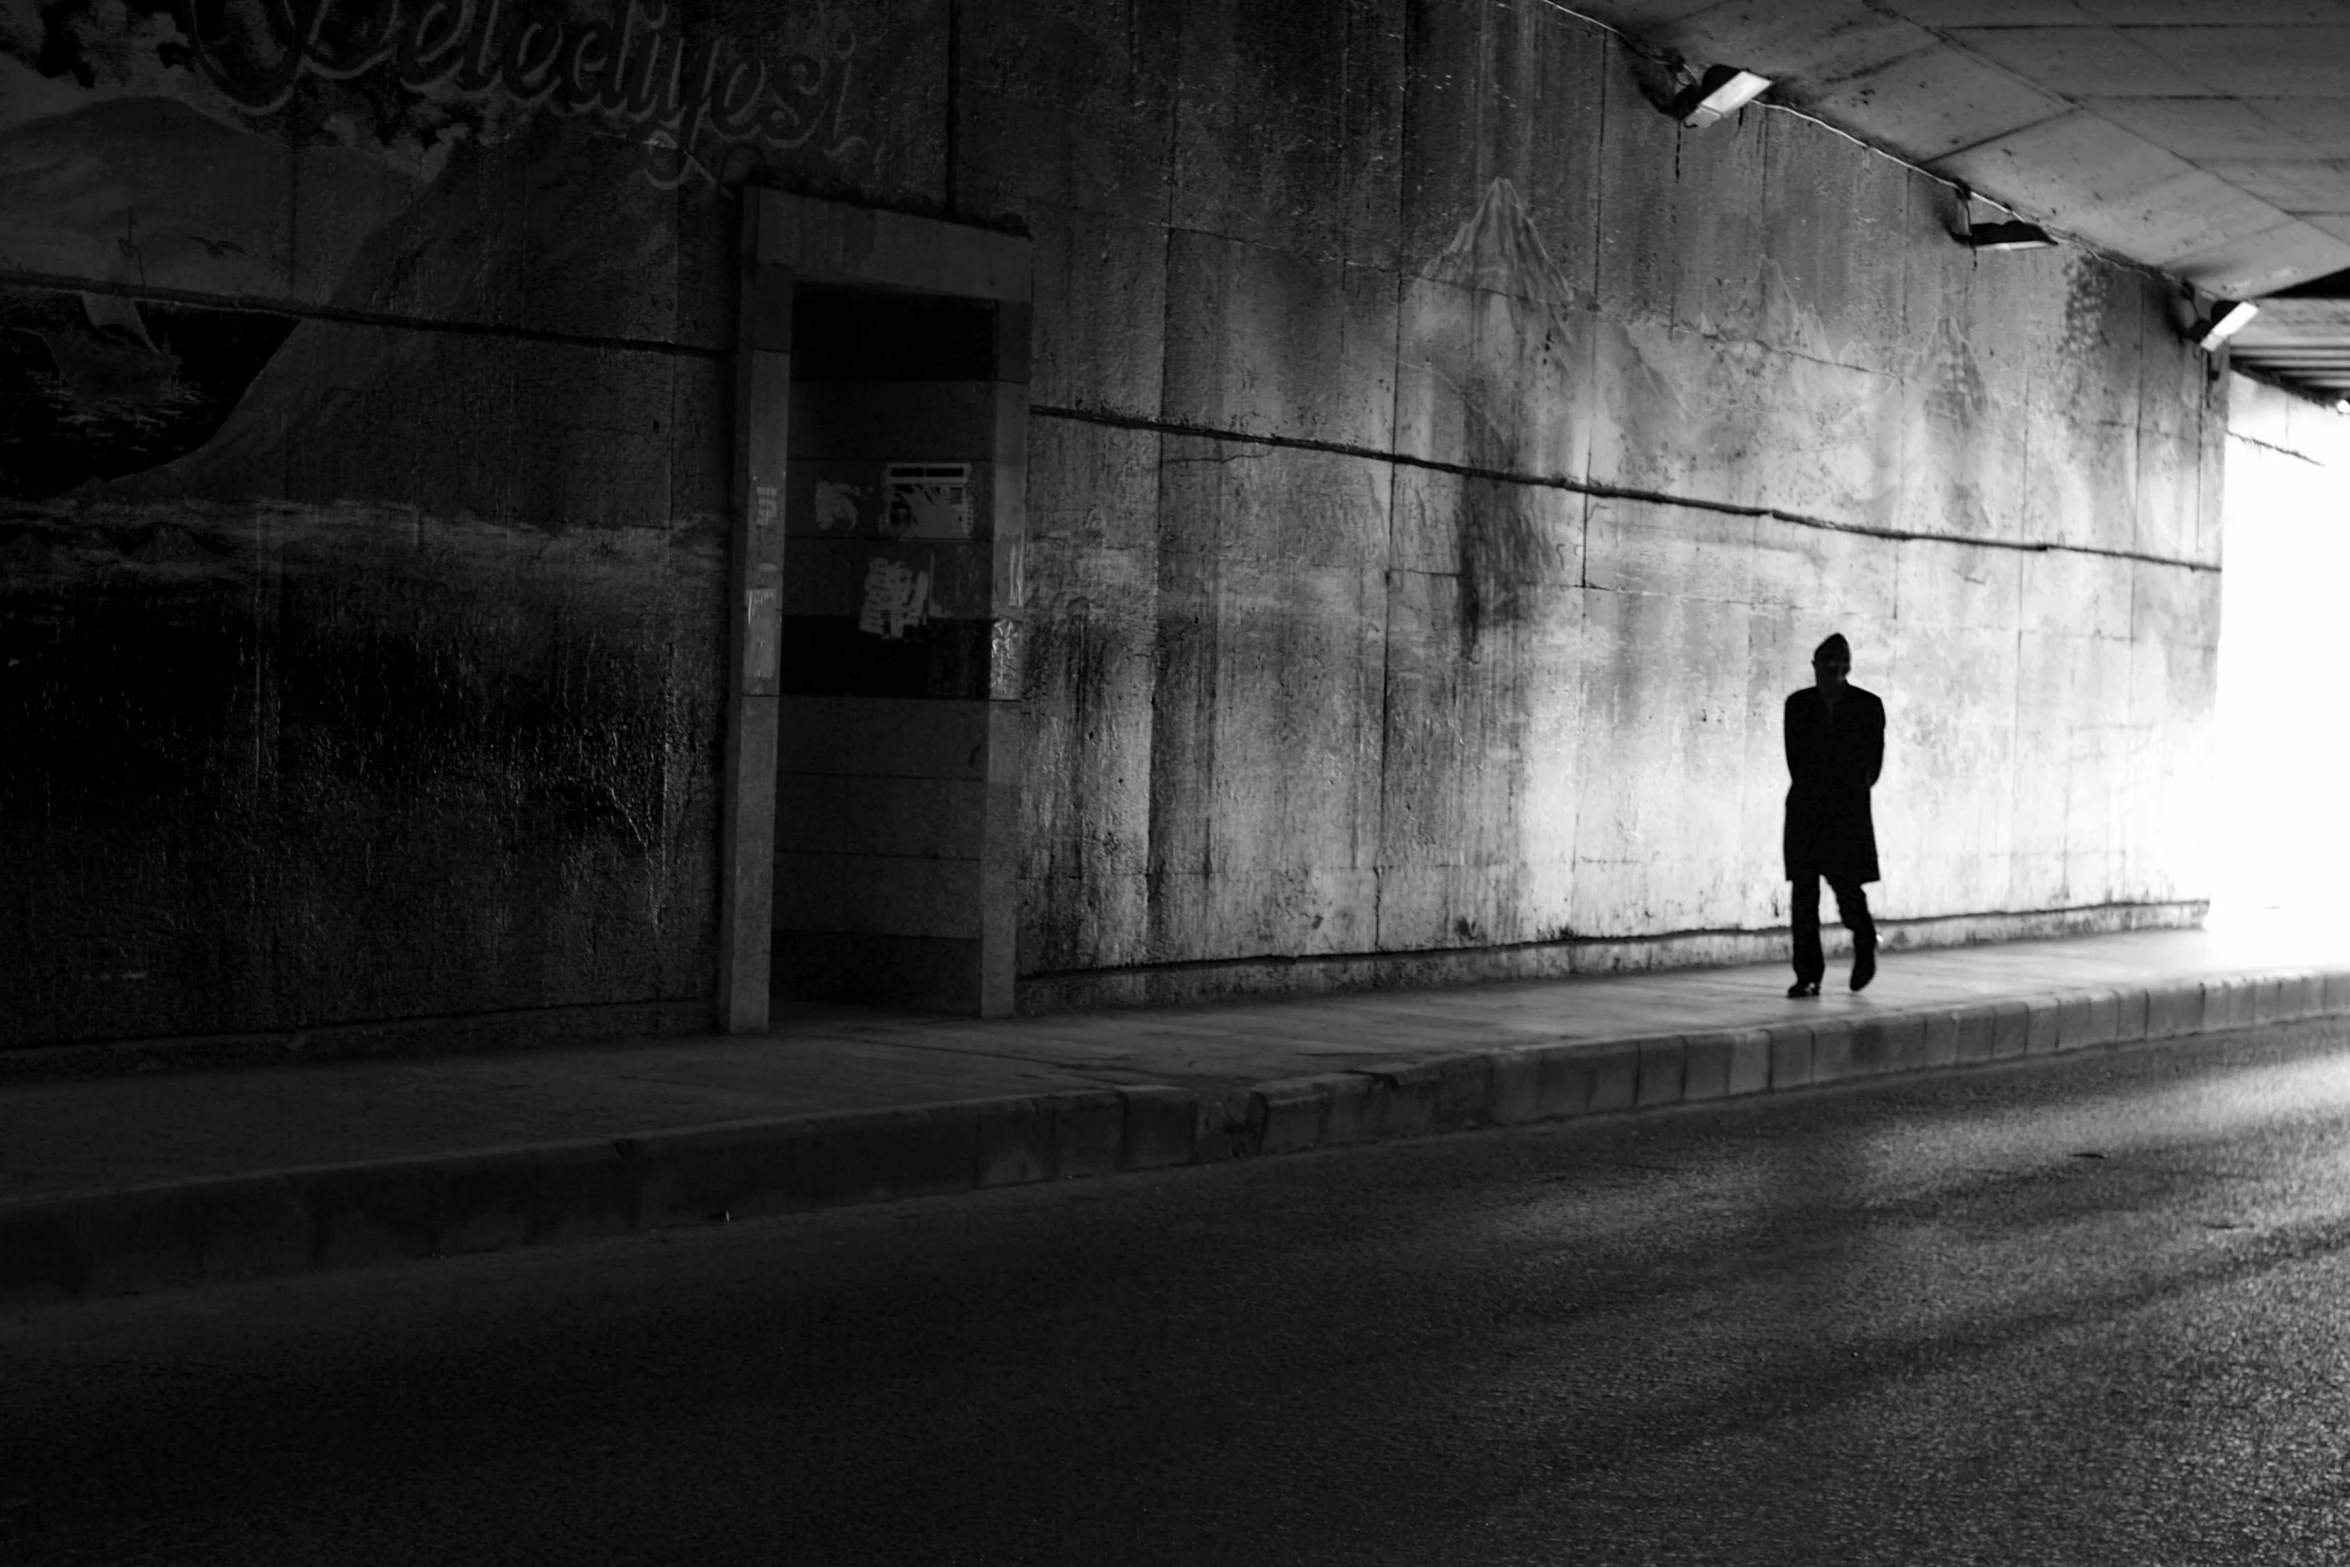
[[11, 1019, 2350, 1565]]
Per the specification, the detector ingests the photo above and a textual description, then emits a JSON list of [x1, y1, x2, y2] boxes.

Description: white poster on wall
[[882, 463, 973, 539]]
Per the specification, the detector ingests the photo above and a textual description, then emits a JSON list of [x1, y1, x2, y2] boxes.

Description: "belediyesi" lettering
[[178, 0, 850, 176]]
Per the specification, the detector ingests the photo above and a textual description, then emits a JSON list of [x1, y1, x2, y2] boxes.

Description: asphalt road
[[12, 1019, 2350, 1566]]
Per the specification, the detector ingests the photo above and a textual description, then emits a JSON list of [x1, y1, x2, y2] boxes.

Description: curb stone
[[5, 972, 2349, 1306]]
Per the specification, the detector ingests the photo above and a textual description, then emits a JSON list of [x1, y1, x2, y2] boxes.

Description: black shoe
[[1851, 947, 1877, 992], [1787, 981, 1820, 999]]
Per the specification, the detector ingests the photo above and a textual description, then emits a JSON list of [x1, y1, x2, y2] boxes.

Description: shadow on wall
[[0, 44, 743, 1049], [0, 500, 725, 1050], [1424, 178, 1581, 655]]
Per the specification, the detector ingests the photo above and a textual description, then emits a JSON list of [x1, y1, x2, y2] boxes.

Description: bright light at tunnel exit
[[2200, 399, 2350, 966]]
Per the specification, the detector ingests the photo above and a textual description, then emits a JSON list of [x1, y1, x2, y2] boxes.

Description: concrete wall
[[1003, 3, 2224, 1003], [0, 0, 2222, 1048]]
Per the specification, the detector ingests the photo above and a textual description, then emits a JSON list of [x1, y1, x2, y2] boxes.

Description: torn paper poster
[[814, 480, 863, 532], [857, 555, 937, 640]]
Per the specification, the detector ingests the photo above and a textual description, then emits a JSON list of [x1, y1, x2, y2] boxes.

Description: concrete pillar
[[717, 239, 793, 1033]]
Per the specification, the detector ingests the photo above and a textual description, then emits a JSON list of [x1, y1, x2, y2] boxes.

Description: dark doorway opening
[[768, 284, 1012, 1012]]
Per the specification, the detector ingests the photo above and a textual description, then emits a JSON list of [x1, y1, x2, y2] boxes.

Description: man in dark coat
[[1783, 632, 1883, 997]]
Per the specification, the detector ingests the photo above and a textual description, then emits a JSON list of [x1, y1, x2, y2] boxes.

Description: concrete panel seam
[[1029, 405, 2219, 574], [1248, 1075, 1340, 1155]]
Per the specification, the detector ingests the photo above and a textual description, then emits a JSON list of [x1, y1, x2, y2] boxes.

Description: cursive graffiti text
[[177, 0, 858, 187]]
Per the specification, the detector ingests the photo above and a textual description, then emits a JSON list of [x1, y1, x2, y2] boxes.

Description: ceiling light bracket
[[1669, 64, 1771, 130], [1965, 219, 2058, 253], [1951, 186, 2057, 253], [2192, 299, 2259, 353]]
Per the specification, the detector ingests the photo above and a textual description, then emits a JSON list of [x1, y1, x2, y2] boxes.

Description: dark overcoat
[[1783, 684, 1884, 884]]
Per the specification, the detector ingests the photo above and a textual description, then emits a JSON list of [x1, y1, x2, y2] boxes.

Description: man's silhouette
[[1783, 633, 1883, 997]]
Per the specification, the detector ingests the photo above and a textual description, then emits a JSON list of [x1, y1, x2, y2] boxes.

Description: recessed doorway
[[718, 193, 1029, 1024]]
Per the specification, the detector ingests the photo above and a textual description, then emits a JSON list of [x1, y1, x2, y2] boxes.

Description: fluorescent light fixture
[[1965, 218, 2057, 253], [1671, 65, 1771, 129], [2195, 300, 2259, 351]]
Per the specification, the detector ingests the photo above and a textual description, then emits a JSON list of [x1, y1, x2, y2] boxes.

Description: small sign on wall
[[883, 463, 973, 539]]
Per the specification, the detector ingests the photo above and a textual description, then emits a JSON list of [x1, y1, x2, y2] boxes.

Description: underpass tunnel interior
[[2209, 383, 2350, 947], [8, 0, 2340, 1058]]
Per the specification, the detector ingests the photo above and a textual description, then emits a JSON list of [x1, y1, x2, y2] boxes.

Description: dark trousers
[[1791, 874, 1874, 985]]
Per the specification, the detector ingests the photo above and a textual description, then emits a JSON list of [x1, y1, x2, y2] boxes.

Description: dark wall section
[[0, 0, 942, 1048], [0, 290, 296, 499], [0, 503, 720, 1044]]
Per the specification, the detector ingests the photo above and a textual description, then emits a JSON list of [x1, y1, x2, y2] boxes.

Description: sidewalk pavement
[[7, 925, 2350, 1306]]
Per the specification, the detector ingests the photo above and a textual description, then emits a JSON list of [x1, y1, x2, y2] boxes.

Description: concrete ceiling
[[1571, 1, 2350, 398]]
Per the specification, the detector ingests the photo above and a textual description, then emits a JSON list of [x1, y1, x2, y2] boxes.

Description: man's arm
[[1864, 693, 1884, 787]]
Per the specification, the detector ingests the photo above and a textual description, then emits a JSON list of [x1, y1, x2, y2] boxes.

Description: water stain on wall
[[1424, 177, 1578, 652], [1923, 310, 1989, 423]]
